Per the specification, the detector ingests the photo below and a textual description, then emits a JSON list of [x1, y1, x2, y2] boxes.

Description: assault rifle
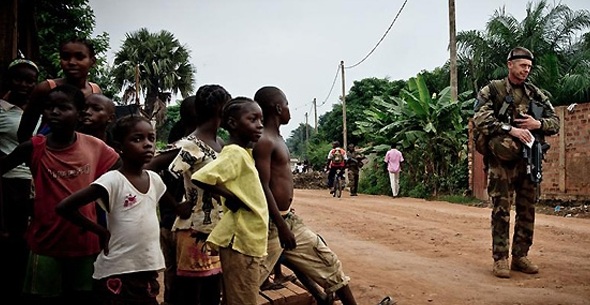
[[521, 102, 550, 185]]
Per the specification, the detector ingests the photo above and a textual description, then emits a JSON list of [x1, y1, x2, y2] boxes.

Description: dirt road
[[290, 189, 590, 305]]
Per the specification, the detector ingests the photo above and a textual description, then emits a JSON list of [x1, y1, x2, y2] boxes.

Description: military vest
[[473, 79, 544, 156]]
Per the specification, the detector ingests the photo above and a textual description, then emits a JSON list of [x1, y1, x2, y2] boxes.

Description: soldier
[[473, 47, 559, 278], [346, 143, 363, 196]]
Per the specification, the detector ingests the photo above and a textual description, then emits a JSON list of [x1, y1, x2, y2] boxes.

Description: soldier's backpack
[[473, 80, 504, 156]]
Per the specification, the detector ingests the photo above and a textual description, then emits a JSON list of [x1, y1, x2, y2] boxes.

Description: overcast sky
[[88, 0, 588, 137]]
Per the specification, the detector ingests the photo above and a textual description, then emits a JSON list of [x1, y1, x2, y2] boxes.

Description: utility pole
[[305, 112, 309, 142], [448, 0, 458, 101], [340, 61, 347, 149], [313, 97, 318, 132]]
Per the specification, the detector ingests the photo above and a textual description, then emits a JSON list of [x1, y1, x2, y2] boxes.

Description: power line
[[318, 64, 341, 108], [344, 0, 409, 69], [293, 102, 312, 112]]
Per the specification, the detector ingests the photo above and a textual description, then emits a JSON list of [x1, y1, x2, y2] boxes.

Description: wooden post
[[305, 112, 309, 142], [448, 0, 458, 101], [313, 97, 318, 132], [340, 61, 347, 149], [340, 61, 349, 185]]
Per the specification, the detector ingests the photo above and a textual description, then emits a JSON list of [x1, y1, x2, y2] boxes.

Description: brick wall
[[469, 103, 590, 202], [541, 103, 590, 201]]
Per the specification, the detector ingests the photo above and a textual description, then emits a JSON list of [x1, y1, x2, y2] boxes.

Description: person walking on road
[[384, 143, 404, 197]]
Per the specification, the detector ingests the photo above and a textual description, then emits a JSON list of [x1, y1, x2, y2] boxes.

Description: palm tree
[[457, 0, 590, 105], [112, 28, 195, 118]]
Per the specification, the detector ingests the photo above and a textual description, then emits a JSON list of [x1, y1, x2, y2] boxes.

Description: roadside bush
[[358, 163, 390, 195], [407, 182, 431, 199]]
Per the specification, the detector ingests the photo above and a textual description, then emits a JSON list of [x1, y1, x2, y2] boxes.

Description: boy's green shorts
[[23, 252, 96, 297]]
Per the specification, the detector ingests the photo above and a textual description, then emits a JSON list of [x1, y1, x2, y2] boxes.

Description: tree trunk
[[144, 88, 158, 118], [0, 0, 18, 95]]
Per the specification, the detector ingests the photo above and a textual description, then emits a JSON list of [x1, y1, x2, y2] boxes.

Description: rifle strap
[[489, 80, 514, 118]]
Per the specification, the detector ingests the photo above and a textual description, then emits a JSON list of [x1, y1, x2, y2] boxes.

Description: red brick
[[258, 280, 315, 305]]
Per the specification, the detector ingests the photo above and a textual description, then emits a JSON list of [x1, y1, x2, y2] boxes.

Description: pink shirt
[[28, 133, 119, 257], [384, 148, 404, 173]]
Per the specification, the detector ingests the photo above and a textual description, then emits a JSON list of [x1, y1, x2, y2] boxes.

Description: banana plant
[[356, 73, 474, 196]]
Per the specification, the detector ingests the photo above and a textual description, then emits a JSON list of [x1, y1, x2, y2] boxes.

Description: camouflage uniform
[[473, 78, 559, 261], [347, 149, 363, 195]]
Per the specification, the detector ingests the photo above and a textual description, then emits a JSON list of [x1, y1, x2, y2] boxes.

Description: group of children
[[0, 37, 393, 305]]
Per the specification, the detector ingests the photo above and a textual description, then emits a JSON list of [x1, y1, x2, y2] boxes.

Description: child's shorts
[[219, 247, 263, 305], [22, 252, 96, 297], [94, 271, 160, 305], [268, 213, 350, 294]]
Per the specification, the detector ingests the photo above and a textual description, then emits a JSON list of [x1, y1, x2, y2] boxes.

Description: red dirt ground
[[287, 189, 590, 305], [158, 189, 590, 305]]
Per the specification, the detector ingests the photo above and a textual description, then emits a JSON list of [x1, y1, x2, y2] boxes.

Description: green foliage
[[317, 104, 344, 146], [156, 141, 168, 151], [318, 78, 407, 147], [36, 0, 110, 81], [358, 164, 390, 195], [457, 0, 590, 105], [286, 123, 315, 159], [420, 66, 450, 95], [156, 105, 180, 143], [218, 128, 229, 143], [92, 58, 121, 101], [441, 158, 469, 195], [305, 140, 332, 171], [155, 103, 228, 145], [407, 182, 430, 199], [356, 73, 474, 197]]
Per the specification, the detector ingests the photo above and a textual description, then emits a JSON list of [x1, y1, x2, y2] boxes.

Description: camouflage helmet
[[488, 135, 522, 161]]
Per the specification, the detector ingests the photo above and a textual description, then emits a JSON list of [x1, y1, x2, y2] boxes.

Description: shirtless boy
[[253, 86, 393, 305]]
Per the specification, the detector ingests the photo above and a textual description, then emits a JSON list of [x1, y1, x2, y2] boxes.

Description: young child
[[79, 93, 116, 145], [56, 115, 178, 305], [166, 95, 197, 144], [191, 97, 267, 305], [147, 84, 231, 305], [18, 37, 101, 142], [0, 57, 39, 303], [79, 93, 117, 228], [0, 84, 119, 304], [253, 86, 394, 305], [156, 96, 198, 305]]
